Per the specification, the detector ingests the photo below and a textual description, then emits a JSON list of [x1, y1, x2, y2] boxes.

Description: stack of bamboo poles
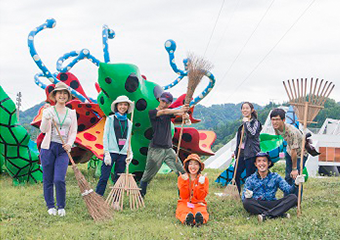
[[53, 120, 113, 221], [105, 104, 145, 211], [176, 53, 213, 161], [283, 78, 335, 216]]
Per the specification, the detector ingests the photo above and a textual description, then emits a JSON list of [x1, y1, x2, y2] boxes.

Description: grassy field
[[1, 162, 339, 240]]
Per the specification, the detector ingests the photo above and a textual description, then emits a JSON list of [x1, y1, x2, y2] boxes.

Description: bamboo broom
[[176, 53, 213, 162], [52, 120, 113, 221]]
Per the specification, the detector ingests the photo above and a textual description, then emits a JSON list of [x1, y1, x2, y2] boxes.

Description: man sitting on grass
[[242, 152, 305, 223]]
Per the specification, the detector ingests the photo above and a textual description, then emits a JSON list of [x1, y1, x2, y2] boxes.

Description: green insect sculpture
[[97, 63, 166, 179], [0, 86, 43, 185]]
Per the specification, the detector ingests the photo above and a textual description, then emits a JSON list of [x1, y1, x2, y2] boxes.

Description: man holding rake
[[270, 108, 308, 197], [139, 92, 189, 197]]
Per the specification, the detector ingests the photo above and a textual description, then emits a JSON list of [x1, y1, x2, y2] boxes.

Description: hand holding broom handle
[[52, 119, 76, 166]]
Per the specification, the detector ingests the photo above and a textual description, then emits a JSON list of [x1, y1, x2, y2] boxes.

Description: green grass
[[1, 163, 339, 240]]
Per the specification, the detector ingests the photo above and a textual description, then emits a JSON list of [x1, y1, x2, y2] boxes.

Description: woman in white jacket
[[95, 95, 134, 196]]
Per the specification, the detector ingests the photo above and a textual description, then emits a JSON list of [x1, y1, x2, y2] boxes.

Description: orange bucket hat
[[183, 154, 205, 172]]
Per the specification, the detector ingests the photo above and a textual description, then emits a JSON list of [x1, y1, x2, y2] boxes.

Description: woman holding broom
[[176, 154, 209, 226], [95, 95, 133, 196], [233, 102, 262, 193], [40, 82, 77, 216]]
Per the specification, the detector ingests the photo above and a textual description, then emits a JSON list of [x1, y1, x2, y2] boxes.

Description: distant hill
[[192, 103, 263, 130]]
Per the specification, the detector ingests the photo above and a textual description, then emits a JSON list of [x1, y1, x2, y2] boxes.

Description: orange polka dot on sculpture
[[84, 133, 97, 141]]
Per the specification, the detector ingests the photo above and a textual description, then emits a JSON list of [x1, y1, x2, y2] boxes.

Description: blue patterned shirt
[[242, 171, 296, 201]]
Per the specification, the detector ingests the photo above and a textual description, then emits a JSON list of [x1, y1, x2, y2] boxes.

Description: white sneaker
[[58, 209, 66, 217], [47, 208, 57, 216]]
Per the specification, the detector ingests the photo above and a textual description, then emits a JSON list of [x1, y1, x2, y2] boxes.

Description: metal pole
[[16, 92, 22, 121]]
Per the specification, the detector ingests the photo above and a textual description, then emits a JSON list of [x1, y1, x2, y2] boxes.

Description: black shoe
[[195, 212, 204, 226], [282, 213, 291, 219], [257, 214, 267, 223], [139, 181, 148, 197], [185, 213, 194, 226]]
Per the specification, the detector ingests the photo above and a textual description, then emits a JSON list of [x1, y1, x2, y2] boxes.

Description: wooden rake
[[283, 78, 335, 216], [52, 120, 113, 221], [105, 104, 145, 211], [175, 53, 213, 162], [223, 126, 244, 201]]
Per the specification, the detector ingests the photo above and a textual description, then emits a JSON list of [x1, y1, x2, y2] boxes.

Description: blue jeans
[[95, 153, 126, 196], [285, 153, 308, 197], [40, 142, 69, 209], [235, 156, 257, 193]]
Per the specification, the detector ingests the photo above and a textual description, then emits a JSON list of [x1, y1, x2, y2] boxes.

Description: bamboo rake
[[105, 103, 145, 211], [283, 78, 335, 216]]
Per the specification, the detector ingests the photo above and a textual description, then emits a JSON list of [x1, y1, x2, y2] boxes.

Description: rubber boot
[[140, 181, 148, 197]]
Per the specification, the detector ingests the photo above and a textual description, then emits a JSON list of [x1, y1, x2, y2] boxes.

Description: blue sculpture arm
[[34, 73, 48, 90], [102, 25, 115, 63], [56, 49, 100, 72], [28, 19, 89, 102]]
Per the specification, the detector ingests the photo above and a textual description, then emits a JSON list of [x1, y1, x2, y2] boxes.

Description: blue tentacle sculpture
[[56, 49, 100, 72], [34, 73, 49, 90], [28, 18, 89, 103], [102, 25, 115, 63], [163, 39, 216, 106]]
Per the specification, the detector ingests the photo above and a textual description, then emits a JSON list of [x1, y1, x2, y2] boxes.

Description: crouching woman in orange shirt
[[176, 154, 209, 226]]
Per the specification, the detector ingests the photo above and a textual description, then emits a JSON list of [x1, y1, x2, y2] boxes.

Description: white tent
[[306, 118, 340, 176]]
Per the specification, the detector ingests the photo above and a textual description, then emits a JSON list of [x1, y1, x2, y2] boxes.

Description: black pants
[[243, 194, 297, 218], [235, 156, 257, 193]]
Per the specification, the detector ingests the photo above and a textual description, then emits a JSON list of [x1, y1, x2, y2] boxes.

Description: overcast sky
[[1, 0, 339, 110]]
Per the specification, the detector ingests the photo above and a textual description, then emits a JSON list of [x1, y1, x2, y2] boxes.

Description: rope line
[[203, 0, 226, 57], [208, 0, 317, 104]]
